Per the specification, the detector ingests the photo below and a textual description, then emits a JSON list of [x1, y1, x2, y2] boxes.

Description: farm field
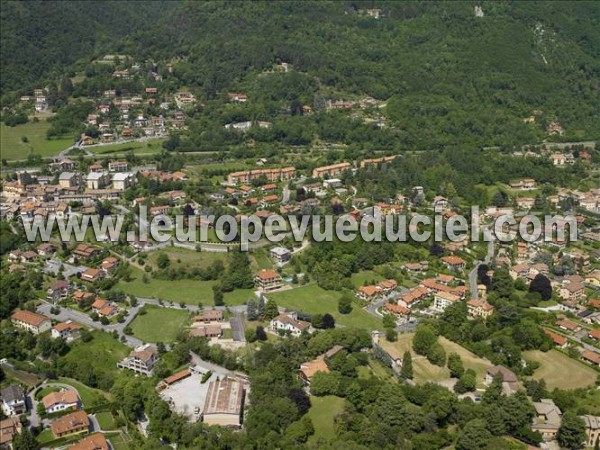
[[87, 138, 165, 155], [306, 395, 345, 445], [523, 349, 598, 390], [130, 305, 190, 343], [0, 121, 72, 160], [267, 284, 382, 331]]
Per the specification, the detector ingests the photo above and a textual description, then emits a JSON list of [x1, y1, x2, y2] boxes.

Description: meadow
[[0, 121, 72, 160]]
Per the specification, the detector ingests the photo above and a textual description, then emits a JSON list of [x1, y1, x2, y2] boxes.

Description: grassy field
[[0, 121, 72, 160], [524, 349, 598, 390], [267, 284, 382, 331], [307, 395, 345, 445], [61, 331, 129, 372], [379, 334, 492, 386], [130, 305, 190, 343], [96, 411, 118, 430], [147, 247, 228, 271], [117, 267, 254, 306], [87, 138, 165, 155], [350, 270, 384, 288], [439, 337, 493, 380]]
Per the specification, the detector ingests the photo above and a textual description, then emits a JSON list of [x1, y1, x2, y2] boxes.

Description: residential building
[[227, 167, 295, 185], [1, 386, 26, 416], [190, 323, 222, 338], [532, 399, 562, 441], [466, 299, 495, 319], [397, 287, 429, 309], [81, 268, 105, 283], [59, 172, 81, 188], [383, 302, 411, 323], [91, 298, 118, 318], [108, 161, 128, 172], [440, 255, 466, 271], [581, 350, 600, 367], [270, 247, 291, 263], [68, 433, 110, 450], [73, 244, 100, 259], [52, 321, 82, 341], [312, 162, 351, 178], [51, 411, 90, 438], [485, 365, 520, 395], [270, 312, 311, 337], [0, 417, 22, 448], [117, 344, 159, 375], [556, 319, 581, 333], [86, 172, 110, 190], [433, 291, 461, 312], [544, 330, 568, 349], [193, 310, 223, 323], [298, 357, 329, 385], [47, 280, 72, 302], [202, 378, 245, 428], [581, 415, 600, 448], [42, 390, 81, 414], [254, 269, 283, 291], [10, 310, 51, 334]]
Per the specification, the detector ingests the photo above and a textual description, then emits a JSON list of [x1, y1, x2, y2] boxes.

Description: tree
[[156, 252, 170, 269], [413, 325, 437, 356], [321, 313, 335, 329], [338, 294, 352, 314], [255, 326, 267, 341], [457, 419, 493, 450], [427, 343, 446, 366], [213, 285, 224, 306], [557, 411, 586, 450], [454, 369, 477, 394], [264, 299, 279, 321], [529, 273, 552, 300], [385, 327, 398, 342], [12, 428, 39, 450], [400, 351, 413, 380], [448, 353, 465, 378], [257, 297, 265, 319], [247, 299, 257, 321]]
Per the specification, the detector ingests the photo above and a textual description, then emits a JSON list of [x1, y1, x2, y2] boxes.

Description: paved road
[[43, 259, 88, 278], [229, 313, 246, 342]]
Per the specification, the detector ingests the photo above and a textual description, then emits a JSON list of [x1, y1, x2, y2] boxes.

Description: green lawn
[[130, 305, 190, 343], [524, 349, 598, 390], [350, 270, 384, 288], [60, 331, 129, 373], [37, 429, 55, 444], [35, 386, 60, 401], [96, 411, 118, 430], [118, 267, 253, 306], [1, 121, 73, 160], [267, 284, 382, 331], [307, 396, 345, 445]]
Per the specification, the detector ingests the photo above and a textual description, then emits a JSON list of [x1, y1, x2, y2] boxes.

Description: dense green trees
[[557, 411, 587, 450]]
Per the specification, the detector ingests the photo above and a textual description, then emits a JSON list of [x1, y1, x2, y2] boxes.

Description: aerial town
[[1, 2, 600, 450]]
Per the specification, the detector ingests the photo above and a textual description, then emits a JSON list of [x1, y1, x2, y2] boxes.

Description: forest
[[2, 1, 599, 147]]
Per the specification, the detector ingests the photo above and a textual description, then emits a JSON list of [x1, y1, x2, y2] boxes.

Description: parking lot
[[159, 369, 220, 420]]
